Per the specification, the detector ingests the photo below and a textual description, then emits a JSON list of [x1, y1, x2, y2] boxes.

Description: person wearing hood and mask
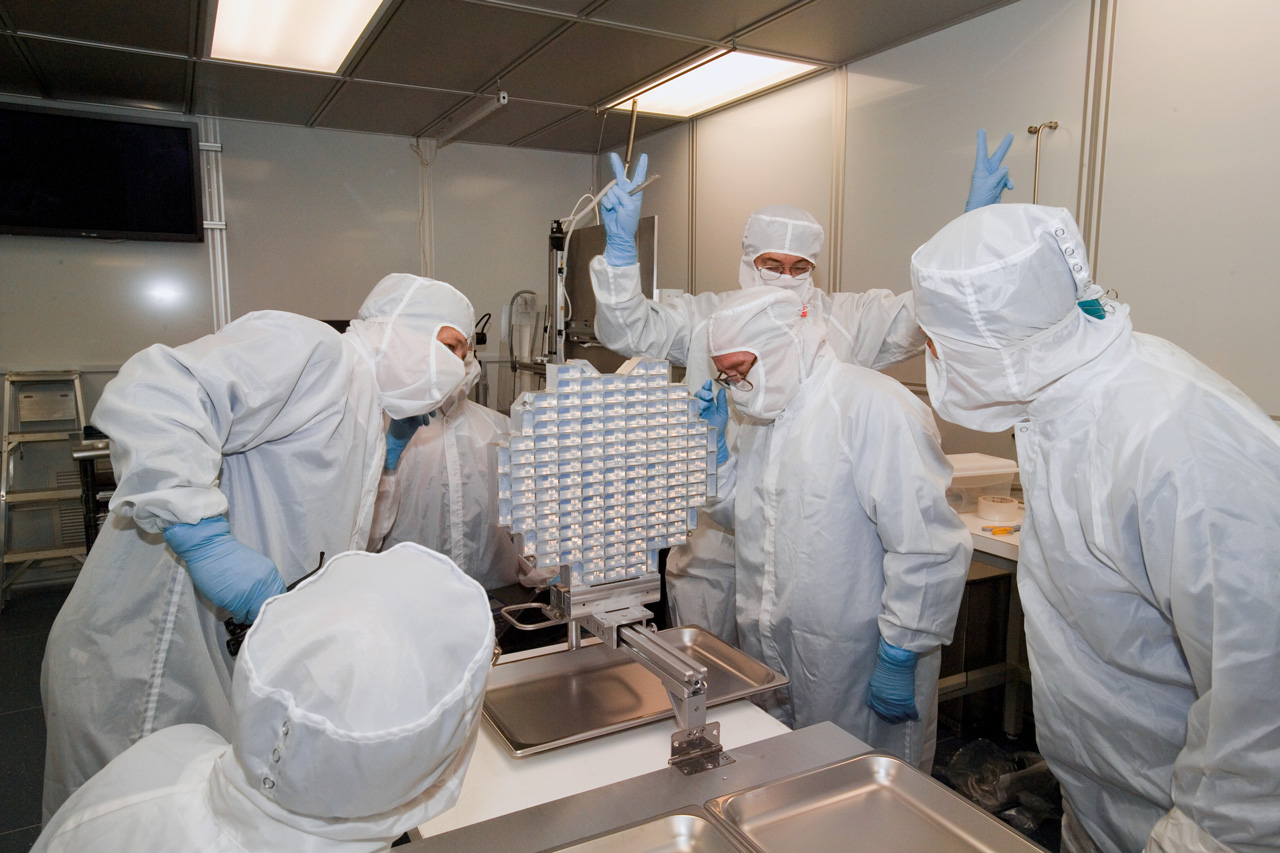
[[590, 130, 1012, 642], [910, 203, 1280, 853], [41, 274, 474, 823], [369, 351, 532, 590], [34, 542, 494, 852], [698, 287, 970, 771]]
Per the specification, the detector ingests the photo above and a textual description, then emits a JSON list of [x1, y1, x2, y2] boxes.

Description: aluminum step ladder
[[1, 372, 89, 607]]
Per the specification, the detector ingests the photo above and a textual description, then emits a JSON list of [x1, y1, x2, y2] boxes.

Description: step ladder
[[1, 372, 89, 607]]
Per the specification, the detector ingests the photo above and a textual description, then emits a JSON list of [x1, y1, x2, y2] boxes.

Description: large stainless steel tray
[[483, 626, 788, 757], [706, 753, 1047, 852], [550, 809, 747, 853]]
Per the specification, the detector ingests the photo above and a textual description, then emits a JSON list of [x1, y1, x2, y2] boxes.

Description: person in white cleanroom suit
[[592, 130, 1012, 641], [698, 287, 971, 771], [910, 203, 1280, 853], [33, 542, 495, 852], [40, 274, 474, 823], [370, 352, 533, 589]]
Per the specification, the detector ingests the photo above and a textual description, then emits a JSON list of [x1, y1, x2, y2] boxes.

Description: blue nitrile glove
[[965, 129, 1015, 212], [385, 412, 434, 471], [866, 637, 921, 724], [695, 379, 729, 465], [599, 151, 647, 266], [163, 516, 287, 624]]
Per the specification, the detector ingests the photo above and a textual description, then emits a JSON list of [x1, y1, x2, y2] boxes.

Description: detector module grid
[[497, 359, 716, 589]]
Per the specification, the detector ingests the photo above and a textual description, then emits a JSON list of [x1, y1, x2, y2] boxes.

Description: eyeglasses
[[756, 260, 815, 281], [714, 370, 753, 391]]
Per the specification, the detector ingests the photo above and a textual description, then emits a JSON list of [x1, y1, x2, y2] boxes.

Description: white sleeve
[[848, 387, 971, 652], [827, 289, 927, 370], [590, 255, 724, 366], [94, 315, 347, 533]]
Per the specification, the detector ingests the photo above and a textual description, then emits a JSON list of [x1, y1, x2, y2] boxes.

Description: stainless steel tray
[[706, 753, 1047, 852], [483, 626, 788, 757], [550, 808, 748, 853]]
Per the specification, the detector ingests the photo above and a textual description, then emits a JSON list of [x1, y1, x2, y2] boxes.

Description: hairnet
[[737, 205, 825, 294], [707, 287, 823, 421], [346, 274, 474, 419], [226, 542, 494, 829], [910, 204, 1129, 430]]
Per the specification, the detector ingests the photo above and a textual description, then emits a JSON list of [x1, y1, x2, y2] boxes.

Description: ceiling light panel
[[612, 51, 820, 118], [211, 0, 386, 74]]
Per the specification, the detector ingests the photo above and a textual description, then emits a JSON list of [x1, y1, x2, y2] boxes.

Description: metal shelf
[[3, 488, 83, 504]]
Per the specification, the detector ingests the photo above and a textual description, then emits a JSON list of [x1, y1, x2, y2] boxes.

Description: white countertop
[[960, 509, 1022, 562], [416, 644, 789, 840]]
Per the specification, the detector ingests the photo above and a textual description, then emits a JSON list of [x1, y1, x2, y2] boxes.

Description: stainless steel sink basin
[[551, 809, 747, 852]]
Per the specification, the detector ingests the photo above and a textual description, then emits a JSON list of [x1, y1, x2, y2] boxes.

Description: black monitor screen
[[0, 104, 204, 242]]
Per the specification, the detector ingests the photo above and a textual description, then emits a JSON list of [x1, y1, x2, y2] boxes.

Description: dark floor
[[0, 585, 69, 853], [2, 582, 1059, 853]]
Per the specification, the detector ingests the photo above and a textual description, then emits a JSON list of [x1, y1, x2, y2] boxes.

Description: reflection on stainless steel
[[483, 627, 787, 757], [552, 810, 744, 853], [707, 753, 1046, 852]]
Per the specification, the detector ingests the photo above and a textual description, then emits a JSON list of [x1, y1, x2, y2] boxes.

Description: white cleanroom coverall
[[591, 205, 924, 641], [40, 274, 474, 822], [911, 203, 1280, 853], [702, 287, 970, 771], [34, 543, 495, 853], [371, 355, 529, 589]]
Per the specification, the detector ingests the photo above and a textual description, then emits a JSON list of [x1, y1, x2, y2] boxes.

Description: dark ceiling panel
[[518, 108, 680, 153], [194, 62, 338, 125], [450, 97, 578, 146], [24, 40, 187, 111], [2, 0, 192, 54], [591, 0, 796, 43], [352, 0, 565, 92], [503, 0, 600, 15], [0, 35, 42, 97], [317, 80, 466, 137], [736, 0, 1010, 65], [500, 22, 707, 106]]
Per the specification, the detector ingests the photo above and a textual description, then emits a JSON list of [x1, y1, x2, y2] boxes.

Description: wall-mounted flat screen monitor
[[0, 103, 204, 242]]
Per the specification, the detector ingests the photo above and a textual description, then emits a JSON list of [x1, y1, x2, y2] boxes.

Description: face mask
[[737, 257, 816, 301], [439, 353, 481, 416], [726, 356, 801, 423], [376, 333, 468, 421]]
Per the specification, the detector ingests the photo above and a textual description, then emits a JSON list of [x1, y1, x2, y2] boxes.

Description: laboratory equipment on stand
[[494, 357, 755, 775]]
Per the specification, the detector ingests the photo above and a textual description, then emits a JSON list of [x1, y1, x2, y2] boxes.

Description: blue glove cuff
[[877, 637, 919, 668], [163, 516, 230, 553]]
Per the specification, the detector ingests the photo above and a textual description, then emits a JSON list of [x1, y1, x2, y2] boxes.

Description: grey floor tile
[[0, 633, 47, 715], [0, 824, 41, 853], [0, 708, 46, 835], [0, 588, 69, 640]]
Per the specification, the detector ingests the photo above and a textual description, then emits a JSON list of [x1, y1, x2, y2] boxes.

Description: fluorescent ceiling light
[[211, 0, 385, 73], [608, 51, 820, 118]]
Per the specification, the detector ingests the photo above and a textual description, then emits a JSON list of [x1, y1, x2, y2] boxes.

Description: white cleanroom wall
[[1097, 0, 1280, 415], [218, 120, 422, 324], [692, 72, 837, 296], [839, 0, 1092, 458]]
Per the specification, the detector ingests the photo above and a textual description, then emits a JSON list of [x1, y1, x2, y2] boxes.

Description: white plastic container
[[945, 453, 1019, 513]]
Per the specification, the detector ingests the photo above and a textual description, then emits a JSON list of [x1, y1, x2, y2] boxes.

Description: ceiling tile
[[449, 97, 578, 146], [500, 22, 707, 106], [194, 62, 339, 125], [517, 108, 681, 152], [591, 0, 796, 43], [2, 0, 192, 54], [352, 0, 565, 92], [504, 0, 599, 15], [24, 40, 188, 111], [0, 36, 42, 97], [316, 80, 466, 137], [736, 0, 1010, 65]]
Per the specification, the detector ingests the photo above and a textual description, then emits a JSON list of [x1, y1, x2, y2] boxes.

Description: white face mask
[[738, 257, 816, 301], [726, 355, 802, 423]]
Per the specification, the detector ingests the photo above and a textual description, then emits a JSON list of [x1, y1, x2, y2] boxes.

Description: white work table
[[415, 641, 790, 841]]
